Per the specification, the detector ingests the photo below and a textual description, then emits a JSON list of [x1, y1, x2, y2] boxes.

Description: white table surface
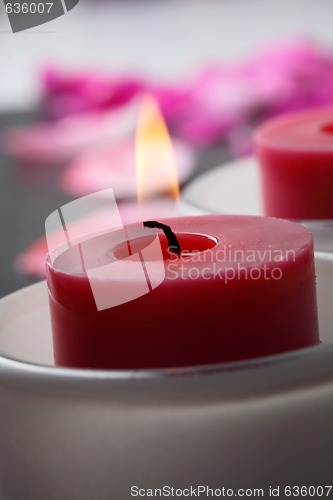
[[1, 0, 333, 112]]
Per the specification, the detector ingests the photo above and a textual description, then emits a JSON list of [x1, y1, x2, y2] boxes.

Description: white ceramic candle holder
[[0, 252, 333, 499], [183, 156, 333, 252]]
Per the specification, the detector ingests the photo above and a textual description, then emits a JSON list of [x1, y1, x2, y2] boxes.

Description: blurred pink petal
[[61, 138, 196, 199], [3, 105, 138, 164], [172, 41, 333, 147], [42, 68, 145, 119], [7, 39, 333, 159]]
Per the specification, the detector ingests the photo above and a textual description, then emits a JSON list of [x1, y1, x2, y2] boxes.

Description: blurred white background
[[1, 0, 333, 112]]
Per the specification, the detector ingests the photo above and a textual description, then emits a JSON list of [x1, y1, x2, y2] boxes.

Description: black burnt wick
[[143, 221, 181, 254]]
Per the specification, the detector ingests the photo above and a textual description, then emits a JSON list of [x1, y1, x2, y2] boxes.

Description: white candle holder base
[[0, 252, 332, 499], [183, 156, 333, 253]]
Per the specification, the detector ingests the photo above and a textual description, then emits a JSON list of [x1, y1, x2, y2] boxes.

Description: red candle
[[46, 215, 319, 369], [254, 107, 333, 219]]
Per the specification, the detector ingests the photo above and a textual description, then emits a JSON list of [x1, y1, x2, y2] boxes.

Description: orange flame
[[136, 95, 180, 204]]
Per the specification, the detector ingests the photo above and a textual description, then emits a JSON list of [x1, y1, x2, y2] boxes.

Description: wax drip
[[143, 221, 181, 254]]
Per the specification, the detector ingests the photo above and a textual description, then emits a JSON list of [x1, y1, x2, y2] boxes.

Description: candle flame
[[136, 95, 180, 204]]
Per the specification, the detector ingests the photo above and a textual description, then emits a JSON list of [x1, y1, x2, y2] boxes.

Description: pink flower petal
[[3, 106, 138, 164], [61, 138, 196, 199]]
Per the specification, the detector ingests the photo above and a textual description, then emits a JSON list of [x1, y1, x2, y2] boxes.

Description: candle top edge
[[46, 215, 314, 279], [254, 107, 333, 152]]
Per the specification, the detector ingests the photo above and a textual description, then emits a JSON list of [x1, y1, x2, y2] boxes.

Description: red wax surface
[[46, 215, 319, 369], [254, 107, 333, 219]]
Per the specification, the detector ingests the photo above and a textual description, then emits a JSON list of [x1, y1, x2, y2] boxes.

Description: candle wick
[[143, 221, 181, 254]]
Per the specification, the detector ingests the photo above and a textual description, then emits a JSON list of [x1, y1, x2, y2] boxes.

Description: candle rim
[[46, 215, 314, 281], [254, 106, 333, 152], [46, 230, 220, 277]]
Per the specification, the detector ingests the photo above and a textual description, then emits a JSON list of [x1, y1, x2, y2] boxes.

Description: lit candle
[[254, 107, 333, 219], [46, 215, 319, 369]]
